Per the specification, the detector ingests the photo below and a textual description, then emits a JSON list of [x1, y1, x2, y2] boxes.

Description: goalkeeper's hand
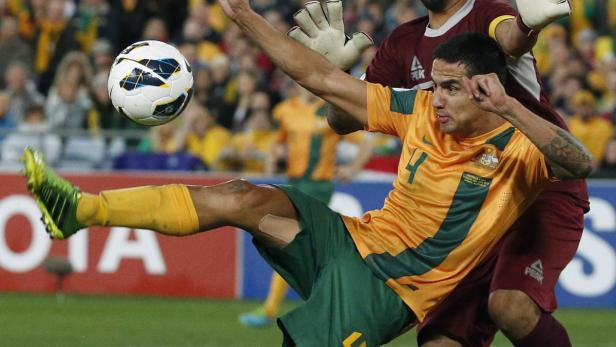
[[515, 0, 570, 32], [287, 0, 373, 70]]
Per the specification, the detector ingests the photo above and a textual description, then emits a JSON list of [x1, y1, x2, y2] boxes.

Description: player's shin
[[77, 185, 200, 236]]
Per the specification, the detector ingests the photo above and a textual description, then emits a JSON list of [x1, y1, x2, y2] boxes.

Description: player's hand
[[462, 74, 512, 116], [516, 0, 570, 30], [287, 0, 373, 70], [218, 0, 251, 22]]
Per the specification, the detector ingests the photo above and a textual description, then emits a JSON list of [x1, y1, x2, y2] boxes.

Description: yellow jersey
[[342, 83, 552, 321], [568, 115, 613, 163], [229, 129, 278, 173], [186, 125, 232, 170], [273, 96, 363, 180]]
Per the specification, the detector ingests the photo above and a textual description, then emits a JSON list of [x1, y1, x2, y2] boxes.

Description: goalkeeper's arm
[[495, 0, 570, 58], [219, 0, 368, 128]]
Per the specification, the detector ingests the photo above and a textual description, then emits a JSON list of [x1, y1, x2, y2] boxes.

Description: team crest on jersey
[[473, 148, 499, 169], [410, 56, 425, 81]]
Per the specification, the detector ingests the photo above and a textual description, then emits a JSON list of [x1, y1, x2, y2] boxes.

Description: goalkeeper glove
[[287, 0, 373, 70], [515, 0, 571, 34]]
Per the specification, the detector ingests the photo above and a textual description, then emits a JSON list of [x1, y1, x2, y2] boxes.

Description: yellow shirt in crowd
[[186, 125, 232, 170], [569, 115, 613, 163], [273, 96, 363, 181], [229, 129, 278, 173]]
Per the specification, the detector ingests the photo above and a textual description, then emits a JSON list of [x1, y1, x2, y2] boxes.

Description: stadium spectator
[[0, 15, 33, 89], [107, 0, 151, 54], [45, 79, 93, 130], [219, 70, 259, 131], [181, 18, 222, 64], [44, 51, 94, 130], [220, 91, 277, 173], [137, 119, 181, 154], [176, 102, 232, 171], [188, 0, 226, 39], [592, 137, 616, 177], [551, 73, 584, 115], [72, 0, 112, 54], [598, 58, 616, 121], [207, 53, 232, 121], [568, 90, 614, 167], [2, 105, 61, 167], [4, 61, 44, 124], [142, 17, 169, 42], [0, 91, 17, 141], [384, 0, 424, 32], [147, 0, 189, 42], [34, 0, 80, 95], [89, 39, 115, 74]]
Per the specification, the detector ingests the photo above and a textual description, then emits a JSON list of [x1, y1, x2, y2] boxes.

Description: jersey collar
[[424, 0, 475, 37]]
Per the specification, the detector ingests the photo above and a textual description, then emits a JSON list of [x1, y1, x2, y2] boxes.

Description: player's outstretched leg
[[22, 147, 85, 239], [22, 147, 300, 246]]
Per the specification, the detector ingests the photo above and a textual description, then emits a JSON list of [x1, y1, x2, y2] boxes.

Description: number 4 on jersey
[[405, 148, 428, 185]]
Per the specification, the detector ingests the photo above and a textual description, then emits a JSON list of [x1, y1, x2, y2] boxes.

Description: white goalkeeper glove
[[515, 0, 571, 33], [287, 0, 373, 70]]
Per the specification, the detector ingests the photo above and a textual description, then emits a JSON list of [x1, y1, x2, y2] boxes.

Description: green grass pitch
[[1, 293, 614, 346]]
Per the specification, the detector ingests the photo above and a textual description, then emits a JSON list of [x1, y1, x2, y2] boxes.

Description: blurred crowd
[[0, 0, 615, 177]]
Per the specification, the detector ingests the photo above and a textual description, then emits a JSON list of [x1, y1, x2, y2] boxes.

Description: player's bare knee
[[256, 214, 301, 249], [233, 182, 279, 215], [489, 289, 540, 334]]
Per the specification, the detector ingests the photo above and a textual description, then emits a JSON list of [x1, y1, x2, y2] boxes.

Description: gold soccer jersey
[[342, 83, 552, 321], [273, 96, 363, 180]]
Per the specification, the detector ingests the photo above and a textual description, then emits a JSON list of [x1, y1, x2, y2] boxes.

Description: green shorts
[[287, 177, 334, 204], [254, 185, 415, 347]]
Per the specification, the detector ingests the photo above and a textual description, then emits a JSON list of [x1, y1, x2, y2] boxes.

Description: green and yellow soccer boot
[[22, 147, 86, 239]]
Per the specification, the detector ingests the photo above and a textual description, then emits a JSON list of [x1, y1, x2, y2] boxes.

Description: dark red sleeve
[[364, 32, 406, 86]]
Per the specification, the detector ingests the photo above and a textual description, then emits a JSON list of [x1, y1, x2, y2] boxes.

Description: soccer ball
[[107, 40, 194, 126]]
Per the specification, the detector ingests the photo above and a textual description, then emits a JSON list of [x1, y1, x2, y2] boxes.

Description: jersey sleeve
[[364, 32, 406, 86], [471, 0, 517, 35], [365, 83, 418, 140]]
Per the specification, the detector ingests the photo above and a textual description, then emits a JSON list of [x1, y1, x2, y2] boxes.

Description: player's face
[[431, 59, 490, 137]]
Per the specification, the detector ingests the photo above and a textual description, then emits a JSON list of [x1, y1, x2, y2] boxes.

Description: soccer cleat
[[238, 307, 274, 328], [22, 147, 85, 239]]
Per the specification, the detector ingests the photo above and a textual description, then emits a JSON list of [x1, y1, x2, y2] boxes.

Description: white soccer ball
[[107, 40, 194, 126]]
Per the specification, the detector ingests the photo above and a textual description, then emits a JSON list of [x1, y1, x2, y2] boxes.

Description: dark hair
[[433, 32, 507, 85]]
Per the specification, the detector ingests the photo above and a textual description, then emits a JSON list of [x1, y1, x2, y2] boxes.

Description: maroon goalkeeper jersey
[[365, 0, 588, 208]]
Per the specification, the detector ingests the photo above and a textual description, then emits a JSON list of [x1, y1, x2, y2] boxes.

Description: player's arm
[[493, 0, 570, 58], [219, 0, 368, 128], [464, 74, 593, 179], [492, 18, 537, 58]]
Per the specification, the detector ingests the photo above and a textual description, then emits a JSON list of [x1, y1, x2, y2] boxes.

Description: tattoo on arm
[[540, 128, 593, 178]]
